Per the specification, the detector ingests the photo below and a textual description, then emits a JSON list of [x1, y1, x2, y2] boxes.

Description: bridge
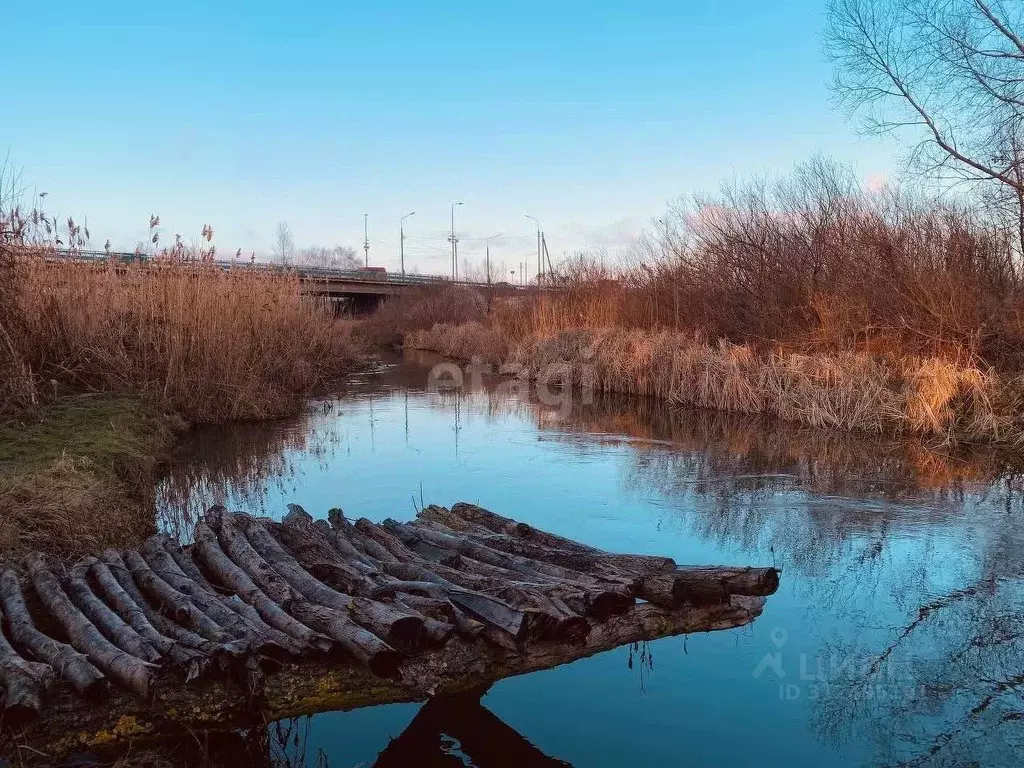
[[286, 264, 528, 310], [39, 249, 534, 310]]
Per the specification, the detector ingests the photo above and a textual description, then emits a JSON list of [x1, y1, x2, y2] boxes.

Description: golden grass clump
[[407, 320, 508, 364], [0, 455, 152, 559]]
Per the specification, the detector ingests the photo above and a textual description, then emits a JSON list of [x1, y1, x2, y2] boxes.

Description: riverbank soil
[[0, 397, 181, 561]]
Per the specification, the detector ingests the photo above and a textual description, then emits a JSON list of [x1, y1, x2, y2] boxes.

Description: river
[[156, 349, 1024, 767]]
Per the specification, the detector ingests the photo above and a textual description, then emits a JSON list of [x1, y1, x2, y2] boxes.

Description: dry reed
[[2, 253, 365, 424], [359, 284, 488, 345], [398, 158, 1024, 449], [410, 324, 1023, 447]]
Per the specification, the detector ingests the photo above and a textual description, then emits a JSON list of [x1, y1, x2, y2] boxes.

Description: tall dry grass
[[1, 253, 364, 423], [360, 284, 488, 345], [2, 187, 365, 424], [411, 326, 1023, 447], [486, 159, 1024, 366], [403, 158, 1024, 448]]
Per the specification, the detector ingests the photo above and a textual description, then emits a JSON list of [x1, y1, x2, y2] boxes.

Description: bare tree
[[296, 244, 360, 270], [827, 0, 1024, 243], [273, 221, 295, 266]]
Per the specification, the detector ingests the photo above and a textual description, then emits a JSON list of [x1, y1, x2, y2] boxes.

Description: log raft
[[0, 502, 779, 757]]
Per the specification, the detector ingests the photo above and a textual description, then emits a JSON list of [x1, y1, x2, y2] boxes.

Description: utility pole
[[542, 232, 554, 280], [363, 214, 369, 267], [400, 211, 415, 276], [525, 214, 540, 284], [485, 233, 501, 285], [449, 201, 463, 281]]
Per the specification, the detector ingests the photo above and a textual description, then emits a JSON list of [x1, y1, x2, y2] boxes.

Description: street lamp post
[[363, 213, 370, 267], [484, 233, 502, 284], [525, 214, 541, 283], [400, 212, 415, 276], [449, 202, 464, 281]]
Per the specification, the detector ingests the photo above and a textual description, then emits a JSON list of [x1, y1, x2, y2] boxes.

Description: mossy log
[[0, 503, 779, 762]]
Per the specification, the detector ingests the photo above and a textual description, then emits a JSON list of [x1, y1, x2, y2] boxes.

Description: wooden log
[[345, 518, 608, 644], [349, 521, 490, 592], [192, 522, 331, 654], [445, 504, 599, 552], [122, 551, 234, 645], [393, 603, 453, 645], [638, 566, 781, 608], [62, 566, 162, 664], [231, 514, 428, 655], [23, 553, 155, 700], [205, 508, 299, 606], [100, 551, 242, 664], [152, 534, 288, 640], [207, 510, 426, 658], [461, 529, 672, 583], [440, 589, 529, 643], [9, 595, 769, 759], [380, 523, 612, 634], [493, 586, 590, 643], [404, 519, 591, 585], [359, 561, 528, 647], [445, 502, 669, 570], [345, 518, 403, 565], [0, 615, 54, 721], [84, 557, 206, 676], [0, 570, 105, 696], [392, 521, 590, 596], [416, 504, 498, 537], [273, 508, 380, 596], [276, 515, 457, 648], [430, 504, 675, 578], [361, 564, 527, 646], [139, 540, 300, 657], [324, 509, 381, 569], [390, 530, 463, 568], [286, 603, 402, 679]]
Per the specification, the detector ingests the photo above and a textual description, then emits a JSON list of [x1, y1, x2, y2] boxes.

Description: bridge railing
[[28, 248, 527, 289]]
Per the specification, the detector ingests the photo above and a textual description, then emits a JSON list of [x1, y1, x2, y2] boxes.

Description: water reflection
[[155, 350, 1024, 767]]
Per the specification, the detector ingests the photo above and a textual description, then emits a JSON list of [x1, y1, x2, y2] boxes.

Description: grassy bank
[[408, 324, 1020, 446], [0, 396, 180, 559], [1, 202, 367, 557]]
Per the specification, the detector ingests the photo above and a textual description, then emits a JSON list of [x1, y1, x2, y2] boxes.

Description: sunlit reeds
[[1, 252, 364, 423], [394, 158, 1024, 448], [410, 324, 1022, 447]]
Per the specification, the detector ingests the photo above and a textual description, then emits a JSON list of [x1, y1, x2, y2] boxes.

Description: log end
[[368, 649, 404, 680], [387, 616, 428, 655], [587, 591, 635, 620]]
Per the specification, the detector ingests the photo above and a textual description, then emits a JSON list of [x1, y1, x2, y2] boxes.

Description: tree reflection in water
[[157, 402, 344, 540], [155, 356, 1024, 767]]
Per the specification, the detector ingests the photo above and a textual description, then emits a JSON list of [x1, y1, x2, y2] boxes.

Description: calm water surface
[[158, 351, 1024, 767]]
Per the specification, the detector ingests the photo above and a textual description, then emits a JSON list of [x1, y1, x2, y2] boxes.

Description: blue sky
[[4, 0, 898, 273]]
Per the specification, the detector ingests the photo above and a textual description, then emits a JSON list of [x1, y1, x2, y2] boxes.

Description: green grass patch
[[0, 396, 179, 471], [0, 396, 182, 561]]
